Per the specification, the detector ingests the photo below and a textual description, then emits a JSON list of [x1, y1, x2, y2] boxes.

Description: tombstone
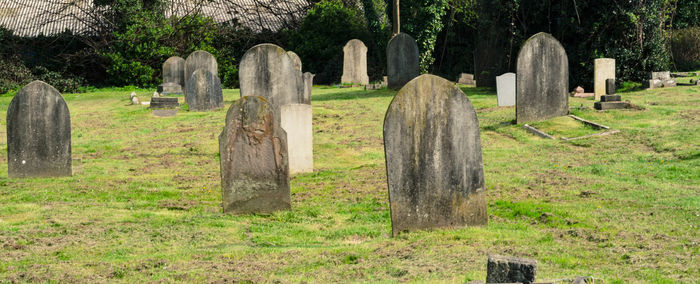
[[7, 80, 71, 178], [185, 69, 224, 111], [516, 32, 569, 123], [486, 255, 537, 284], [594, 78, 629, 110], [386, 33, 420, 90], [287, 51, 302, 71], [185, 50, 217, 93], [594, 58, 615, 100], [302, 72, 314, 104], [219, 96, 290, 214], [383, 74, 487, 236], [341, 39, 370, 85], [158, 56, 185, 95], [239, 44, 305, 115], [496, 73, 515, 106], [647, 71, 676, 89], [457, 73, 476, 85], [281, 104, 313, 174]]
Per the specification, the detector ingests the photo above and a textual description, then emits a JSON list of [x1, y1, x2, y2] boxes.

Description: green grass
[[0, 83, 698, 282]]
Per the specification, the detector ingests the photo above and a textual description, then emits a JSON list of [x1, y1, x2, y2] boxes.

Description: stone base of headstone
[[153, 109, 177, 117], [594, 101, 629, 110], [150, 97, 179, 109], [600, 95, 621, 102], [457, 73, 476, 85], [571, 92, 595, 98], [365, 83, 384, 90], [157, 82, 183, 95], [662, 80, 677, 87], [486, 255, 537, 284], [281, 104, 313, 174]]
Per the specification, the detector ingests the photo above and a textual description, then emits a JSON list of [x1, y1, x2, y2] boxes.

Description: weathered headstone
[[185, 69, 224, 111], [647, 71, 676, 89], [158, 56, 185, 95], [594, 58, 615, 100], [496, 72, 515, 106], [387, 33, 420, 90], [219, 96, 290, 214], [281, 104, 313, 174], [7, 80, 71, 178], [341, 39, 369, 85], [383, 74, 487, 236], [302, 72, 314, 104], [594, 78, 628, 110], [185, 50, 218, 93], [239, 44, 305, 115], [486, 255, 537, 284], [516, 32, 569, 123], [287, 51, 302, 71], [457, 73, 476, 85]]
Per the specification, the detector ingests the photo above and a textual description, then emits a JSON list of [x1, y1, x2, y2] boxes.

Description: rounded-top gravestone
[[383, 74, 487, 236], [7, 80, 71, 178], [239, 44, 304, 115], [516, 32, 568, 123], [341, 39, 369, 85], [185, 68, 224, 111], [159, 56, 185, 95], [219, 96, 290, 214], [594, 58, 615, 100], [287, 51, 302, 71], [185, 50, 218, 93], [387, 33, 420, 90]]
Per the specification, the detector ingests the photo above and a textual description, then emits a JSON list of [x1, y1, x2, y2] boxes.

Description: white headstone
[[496, 73, 516, 106], [281, 104, 313, 174]]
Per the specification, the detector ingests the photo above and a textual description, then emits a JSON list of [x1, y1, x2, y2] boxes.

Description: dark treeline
[[1, 0, 698, 93]]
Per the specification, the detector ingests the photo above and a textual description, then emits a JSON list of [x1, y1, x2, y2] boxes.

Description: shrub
[[0, 56, 33, 94], [671, 27, 700, 71]]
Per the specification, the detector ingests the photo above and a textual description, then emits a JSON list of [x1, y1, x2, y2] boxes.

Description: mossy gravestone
[[185, 50, 217, 94], [341, 39, 369, 85], [185, 69, 224, 111], [239, 44, 305, 116], [7, 80, 71, 178], [383, 74, 487, 236], [219, 96, 290, 214], [387, 33, 419, 90], [158, 56, 185, 95], [516, 32, 568, 123]]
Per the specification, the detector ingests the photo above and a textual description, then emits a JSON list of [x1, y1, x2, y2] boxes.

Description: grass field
[[0, 81, 698, 283]]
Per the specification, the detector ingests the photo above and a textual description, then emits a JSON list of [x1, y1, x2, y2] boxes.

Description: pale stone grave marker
[[594, 58, 615, 100], [7, 80, 71, 177], [219, 96, 290, 214], [383, 74, 487, 236], [516, 32, 569, 123], [341, 39, 369, 85], [287, 51, 302, 71], [496, 72, 515, 106], [281, 104, 313, 174], [387, 33, 419, 90], [158, 56, 185, 95]]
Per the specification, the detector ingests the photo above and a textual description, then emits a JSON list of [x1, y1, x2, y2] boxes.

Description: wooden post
[[393, 0, 400, 35]]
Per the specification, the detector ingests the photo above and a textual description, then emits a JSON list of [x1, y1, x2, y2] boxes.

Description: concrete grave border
[[521, 115, 620, 141]]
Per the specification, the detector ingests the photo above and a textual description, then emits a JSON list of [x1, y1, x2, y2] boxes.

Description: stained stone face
[[341, 39, 369, 85], [386, 33, 419, 90], [281, 104, 313, 174], [185, 50, 218, 93], [162, 56, 185, 91], [516, 32, 569, 123], [496, 73, 516, 106], [287, 51, 302, 71], [239, 44, 305, 116], [594, 58, 615, 100], [383, 74, 487, 236], [219, 96, 290, 214], [7, 80, 71, 178], [185, 69, 224, 111]]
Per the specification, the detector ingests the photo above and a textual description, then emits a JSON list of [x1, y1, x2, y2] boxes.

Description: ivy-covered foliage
[[390, 0, 449, 73]]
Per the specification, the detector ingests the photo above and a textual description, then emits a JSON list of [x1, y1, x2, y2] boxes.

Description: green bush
[[671, 27, 700, 71], [0, 56, 33, 94]]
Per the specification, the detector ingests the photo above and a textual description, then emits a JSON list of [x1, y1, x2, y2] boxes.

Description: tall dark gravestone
[[383, 74, 487, 236], [516, 32, 569, 123], [185, 50, 218, 94], [387, 33, 420, 90], [219, 96, 290, 214], [185, 69, 224, 111], [239, 44, 305, 115], [7, 80, 71, 178]]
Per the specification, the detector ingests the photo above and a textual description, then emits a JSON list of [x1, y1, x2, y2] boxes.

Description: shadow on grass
[[458, 86, 496, 96], [312, 88, 396, 102]]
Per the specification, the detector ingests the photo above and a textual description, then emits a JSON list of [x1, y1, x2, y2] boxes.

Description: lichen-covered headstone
[[185, 69, 224, 111], [496, 72, 516, 106], [516, 32, 568, 123], [594, 58, 615, 100], [302, 72, 314, 104], [386, 33, 419, 90], [158, 56, 185, 95], [219, 96, 290, 214], [281, 104, 313, 174], [185, 50, 218, 94], [239, 44, 305, 114], [287, 51, 302, 71], [7, 80, 71, 178], [383, 74, 487, 236], [341, 39, 369, 85]]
